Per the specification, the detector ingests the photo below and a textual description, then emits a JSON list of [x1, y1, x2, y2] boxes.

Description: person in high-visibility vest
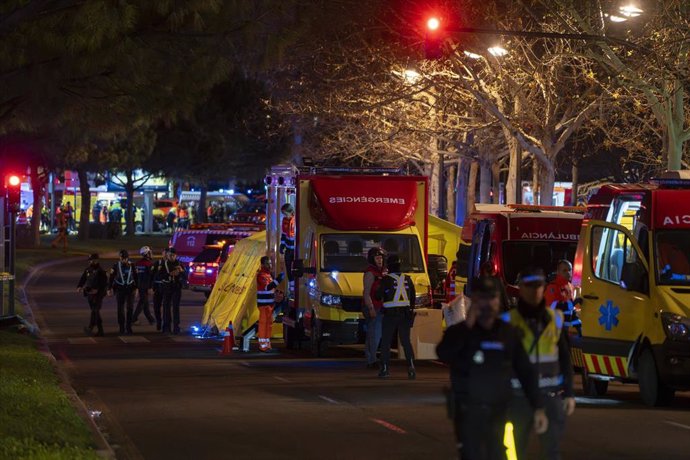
[[545, 260, 582, 337], [437, 276, 548, 460], [108, 250, 139, 335], [256, 256, 284, 352], [504, 267, 576, 460], [363, 247, 387, 368], [376, 255, 416, 379], [279, 203, 296, 298]]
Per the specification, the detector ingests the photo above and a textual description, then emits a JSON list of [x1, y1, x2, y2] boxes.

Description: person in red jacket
[[363, 247, 387, 368], [257, 256, 284, 351], [279, 203, 296, 298], [545, 260, 582, 335]]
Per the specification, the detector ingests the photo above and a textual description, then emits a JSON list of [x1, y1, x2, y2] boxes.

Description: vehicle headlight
[[320, 293, 341, 306], [415, 293, 431, 307], [661, 312, 690, 341]]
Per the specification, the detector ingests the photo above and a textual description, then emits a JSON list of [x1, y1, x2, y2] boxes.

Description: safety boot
[[378, 364, 390, 378], [408, 365, 416, 380]]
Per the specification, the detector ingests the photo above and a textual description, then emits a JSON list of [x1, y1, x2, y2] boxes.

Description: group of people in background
[[77, 246, 187, 336]]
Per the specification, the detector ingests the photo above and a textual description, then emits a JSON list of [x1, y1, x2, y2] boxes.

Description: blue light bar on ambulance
[[652, 170, 690, 189]]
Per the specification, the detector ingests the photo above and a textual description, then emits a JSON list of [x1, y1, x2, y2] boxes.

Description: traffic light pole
[[0, 197, 4, 316], [8, 211, 15, 315]]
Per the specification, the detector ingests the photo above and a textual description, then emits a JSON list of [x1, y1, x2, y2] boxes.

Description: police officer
[[377, 255, 416, 379], [437, 277, 548, 460], [151, 248, 167, 330], [132, 246, 156, 325], [108, 249, 138, 334], [160, 247, 186, 334], [506, 267, 575, 460], [77, 253, 108, 337]]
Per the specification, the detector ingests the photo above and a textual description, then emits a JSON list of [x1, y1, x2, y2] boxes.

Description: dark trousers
[[455, 400, 508, 460], [87, 295, 104, 333], [162, 286, 181, 333], [380, 307, 414, 367], [133, 288, 155, 323], [115, 288, 135, 333], [153, 286, 163, 329], [509, 394, 566, 460]]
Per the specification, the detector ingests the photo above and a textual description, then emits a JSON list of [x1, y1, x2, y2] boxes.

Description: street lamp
[[403, 69, 422, 84], [488, 46, 509, 57], [619, 5, 643, 17], [463, 51, 482, 60]]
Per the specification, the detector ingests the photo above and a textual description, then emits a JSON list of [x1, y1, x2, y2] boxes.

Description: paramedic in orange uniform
[[256, 256, 284, 352], [279, 203, 296, 298]]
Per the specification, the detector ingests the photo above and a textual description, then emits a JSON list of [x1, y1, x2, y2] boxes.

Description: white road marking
[[118, 335, 150, 343], [318, 395, 340, 405], [274, 376, 290, 383], [370, 418, 407, 434], [665, 421, 690, 431], [67, 337, 97, 344], [574, 397, 624, 406]]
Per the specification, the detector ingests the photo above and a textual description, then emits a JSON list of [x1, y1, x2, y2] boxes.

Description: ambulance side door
[[466, 219, 491, 294], [579, 221, 649, 371]]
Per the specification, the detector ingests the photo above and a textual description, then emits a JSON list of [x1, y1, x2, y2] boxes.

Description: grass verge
[[0, 331, 100, 459]]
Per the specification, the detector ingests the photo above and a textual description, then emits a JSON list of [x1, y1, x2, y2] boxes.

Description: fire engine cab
[[458, 204, 584, 303], [572, 171, 690, 406]]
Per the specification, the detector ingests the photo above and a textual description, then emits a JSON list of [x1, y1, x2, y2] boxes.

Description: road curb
[[20, 257, 116, 459]]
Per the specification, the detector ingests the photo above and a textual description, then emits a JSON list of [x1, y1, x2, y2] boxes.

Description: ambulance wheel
[[582, 368, 608, 397], [638, 349, 675, 407], [310, 318, 328, 357]]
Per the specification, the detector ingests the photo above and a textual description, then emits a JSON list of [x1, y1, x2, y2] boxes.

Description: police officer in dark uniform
[[132, 246, 156, 325], [436, 277, 548, 460], [77, 253, 108, 337], [160, 247, 186, 334], [151, 248, 167, 330], [377, 255, 416, 379], [108, 249, 138, 335]]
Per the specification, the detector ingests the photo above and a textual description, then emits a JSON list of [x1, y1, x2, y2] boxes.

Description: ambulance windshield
[[320, 234, 425, 273], [502, 241, 577, 285], [656, 231, 690, 285]]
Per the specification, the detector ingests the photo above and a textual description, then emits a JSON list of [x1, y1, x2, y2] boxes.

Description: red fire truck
[[458, 204, 584, 303]]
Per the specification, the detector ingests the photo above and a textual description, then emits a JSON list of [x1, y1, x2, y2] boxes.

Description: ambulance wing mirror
[[292, 259, 315, 277], [620, 261, 648, 295]]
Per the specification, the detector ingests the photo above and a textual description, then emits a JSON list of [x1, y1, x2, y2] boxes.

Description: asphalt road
[[26, 258, 690, 460]]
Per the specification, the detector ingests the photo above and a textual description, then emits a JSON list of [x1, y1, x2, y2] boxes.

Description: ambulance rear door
[[466, 219, 491, 295]]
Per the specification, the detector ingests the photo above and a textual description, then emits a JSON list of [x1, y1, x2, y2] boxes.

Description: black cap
[[88, 253, 99, 261], [471, 276, 500, 298], [517, 266, 546, 285], [119, 249, 129, 259], [167, 247, 176, 254]]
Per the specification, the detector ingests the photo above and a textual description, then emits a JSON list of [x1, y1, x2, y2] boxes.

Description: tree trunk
[[77, 169, 91, 240], [29, 165, 42, 247], [667, 132, 684, 171], [428, 154, 440, 216], [468, 161, 479, 212], [571, 162, 579, 206], [505, 127, 520, 204], [491, 158, 501, 204], [539, 165, 556, 206], [125, 169, 135, 236], [479, 158, 491, 204], [198, 184, 208, 224], [446, 163, 456, 224], [455, 159, 470, 226], [532, 157, 540, 204]]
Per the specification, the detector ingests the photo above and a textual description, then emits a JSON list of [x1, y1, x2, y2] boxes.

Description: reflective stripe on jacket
[[382, 273, 411, 308], [281, 216, 295, 250], [257, 268, 278, 306]]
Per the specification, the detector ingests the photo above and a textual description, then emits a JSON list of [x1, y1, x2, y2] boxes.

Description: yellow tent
[[427, 215, 462, 264], [201, 231, 266, 334]]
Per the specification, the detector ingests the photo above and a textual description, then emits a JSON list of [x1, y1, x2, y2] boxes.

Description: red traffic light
[[427, 17, 440, 31], [8, 175, 20, 187]]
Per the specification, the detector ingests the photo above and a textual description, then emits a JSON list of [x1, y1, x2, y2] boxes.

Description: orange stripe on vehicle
[[603, 356, 615, 376]]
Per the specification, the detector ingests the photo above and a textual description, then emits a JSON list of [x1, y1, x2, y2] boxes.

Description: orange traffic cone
[[220, 323, 234, 355]]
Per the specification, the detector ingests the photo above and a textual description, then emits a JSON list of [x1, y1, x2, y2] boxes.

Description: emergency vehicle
[[188, 243, 235, 297], [169, 223, 261, 264], [265, 166, 432, 356], [572, 171, 690, 406], [459, 204, 584, 303]]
